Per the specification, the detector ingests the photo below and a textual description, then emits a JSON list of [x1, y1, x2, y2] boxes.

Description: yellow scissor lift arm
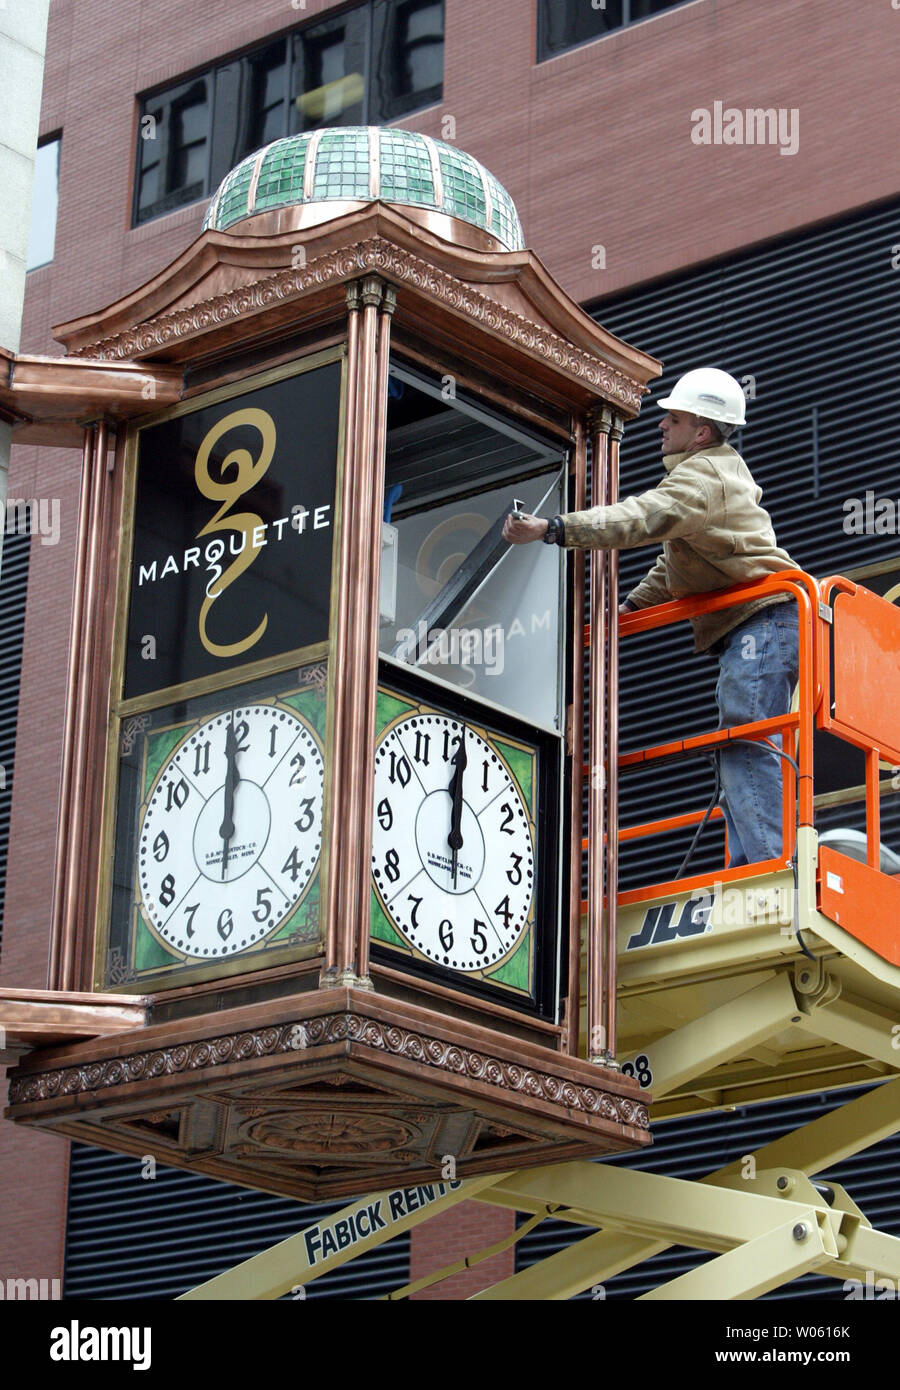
[[182, 571, 900, 1301]]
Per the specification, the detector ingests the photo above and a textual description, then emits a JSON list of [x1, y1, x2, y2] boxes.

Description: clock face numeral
[[138, 702, 324, 960], [371, 712, 535, 974]]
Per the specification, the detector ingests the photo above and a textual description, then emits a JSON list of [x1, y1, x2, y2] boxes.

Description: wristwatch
[[542, 515, 566, 546]]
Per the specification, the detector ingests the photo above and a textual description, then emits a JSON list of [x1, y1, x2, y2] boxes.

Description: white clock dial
[[371, 712, 535, 973], [138, 702, 324, 959]]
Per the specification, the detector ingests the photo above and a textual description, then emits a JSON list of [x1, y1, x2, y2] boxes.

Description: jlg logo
[[626, 893, 715, 951]]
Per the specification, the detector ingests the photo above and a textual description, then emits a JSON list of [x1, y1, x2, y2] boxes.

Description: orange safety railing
[[815, 575, 900, 865], [581, 570, 823, 910]]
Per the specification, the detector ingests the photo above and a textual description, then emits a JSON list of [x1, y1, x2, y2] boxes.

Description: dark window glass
[[538, 0, 683, 61], [135, 78, 210, 223], [395, 0, 443, 97], [209, 42, 290, 187], [170, 84, 209, 190], [209, 61, 246, 189], [246, 42, 289, 151], [631, 0, 679, 16], [539, 0, 622, 57], [136, 103, 164, 216], [292, 11, 367, 132], [371, 0, 443, 120], [134, 1, 446, 226]]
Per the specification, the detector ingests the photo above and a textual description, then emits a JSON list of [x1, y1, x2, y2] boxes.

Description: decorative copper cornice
[[69, 238, 646, 412], [8, 1011, 650, 1130]]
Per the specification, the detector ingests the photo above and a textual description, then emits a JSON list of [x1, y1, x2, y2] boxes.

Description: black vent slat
[[63, 1145, 410, 1299]]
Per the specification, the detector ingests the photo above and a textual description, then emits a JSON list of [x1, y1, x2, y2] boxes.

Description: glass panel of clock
[[378, 363, 567, 730], [104, 664, 328, 989]]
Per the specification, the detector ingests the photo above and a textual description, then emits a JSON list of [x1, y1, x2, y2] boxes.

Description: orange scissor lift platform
[[583, 570, 900, 1122]]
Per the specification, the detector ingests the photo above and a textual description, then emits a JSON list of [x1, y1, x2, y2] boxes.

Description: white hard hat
[[658, 368, 746, 426]]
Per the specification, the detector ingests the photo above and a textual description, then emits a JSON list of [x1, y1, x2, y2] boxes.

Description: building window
[[136, 78, 211, 222], [27, 135, 60, 270], [372, 0, 444, 120], [133, 1, 444, 227], [292, 9, 367, 132], [537, 0, 684, 61]]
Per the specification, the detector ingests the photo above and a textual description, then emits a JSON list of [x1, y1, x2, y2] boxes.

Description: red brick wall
[[3, 0, 897, 1298], [20, 0, 900, 360], [409, 1200, 514, 1299]]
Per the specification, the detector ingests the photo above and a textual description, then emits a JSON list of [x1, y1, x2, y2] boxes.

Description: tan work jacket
[[561, 443, 800, 652]]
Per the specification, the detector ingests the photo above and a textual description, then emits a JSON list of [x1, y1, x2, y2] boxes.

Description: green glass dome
[[202, 126, 524, 252]]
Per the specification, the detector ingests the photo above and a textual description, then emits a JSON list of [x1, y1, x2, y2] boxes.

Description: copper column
[[564, 417, 587, 1055], [323, 286, 361, 978], [586, 408, 611, 1061], [323, 276, 393, 987], [604, 413, 624, 1064], [49, 424, 95, 989], [53, 420, 110, 990]]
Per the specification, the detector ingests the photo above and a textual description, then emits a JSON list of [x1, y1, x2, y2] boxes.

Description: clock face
[[138, 701, 324, 960], [371, 709, 535, 974]]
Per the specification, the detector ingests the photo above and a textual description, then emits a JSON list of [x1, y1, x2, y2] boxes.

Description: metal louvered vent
[[582, 195, 900, 893], [64, 1145, 409, 1299], [515, 1083, 899, 1298], [0, 531, 31, 955]]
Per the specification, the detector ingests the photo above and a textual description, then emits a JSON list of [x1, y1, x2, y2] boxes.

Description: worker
[[502, 367, 801, 869]]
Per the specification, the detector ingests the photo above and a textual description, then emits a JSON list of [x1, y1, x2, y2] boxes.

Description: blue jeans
[[715, 603, 799, 868]]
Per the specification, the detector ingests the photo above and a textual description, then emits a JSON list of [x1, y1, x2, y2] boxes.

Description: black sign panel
[[125, 361, 342, 698]]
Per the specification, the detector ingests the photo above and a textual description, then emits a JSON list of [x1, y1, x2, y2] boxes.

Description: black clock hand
[[219, 716, 240, 880], [447, 724, 467, 889]]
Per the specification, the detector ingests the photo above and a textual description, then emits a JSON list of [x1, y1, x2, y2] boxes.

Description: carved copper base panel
[[6, 990, 649, 1202]]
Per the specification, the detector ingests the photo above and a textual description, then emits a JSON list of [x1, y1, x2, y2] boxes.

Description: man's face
[[659, 410, 707, 456]]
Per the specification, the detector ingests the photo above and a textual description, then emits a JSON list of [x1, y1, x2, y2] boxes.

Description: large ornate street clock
[[5, 127, 660, 1202]]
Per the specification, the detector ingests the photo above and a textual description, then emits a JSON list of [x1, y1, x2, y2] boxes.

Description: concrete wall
[[0, 0, 50, 575]]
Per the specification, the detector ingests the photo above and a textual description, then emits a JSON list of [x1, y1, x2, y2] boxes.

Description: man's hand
[[502, 513, 548, 545], [619, 600, 635, 614]]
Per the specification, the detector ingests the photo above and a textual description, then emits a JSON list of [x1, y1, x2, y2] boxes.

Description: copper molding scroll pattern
[[8, 1013, 649, 1131], [68, 239, 644, 412]]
